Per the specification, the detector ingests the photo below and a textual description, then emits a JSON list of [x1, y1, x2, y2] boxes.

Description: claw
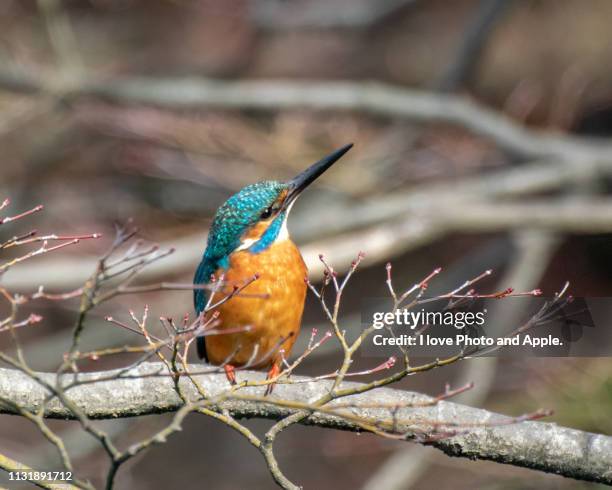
[[264, 363, 281, 396], [224, 364, 237, 385]]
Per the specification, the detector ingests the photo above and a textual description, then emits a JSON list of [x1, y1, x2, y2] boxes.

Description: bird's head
[[204, 143, 353, 265]]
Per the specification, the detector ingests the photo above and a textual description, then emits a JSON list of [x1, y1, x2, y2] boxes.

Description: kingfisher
[[194, 144, 353, 390]]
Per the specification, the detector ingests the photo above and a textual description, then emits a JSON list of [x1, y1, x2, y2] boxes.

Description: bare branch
[[3, 65, 612, 160], [5, 156, 612, 292], [0, 363, 609, 485]]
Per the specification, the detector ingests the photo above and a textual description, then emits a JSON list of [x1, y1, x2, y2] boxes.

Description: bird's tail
[[196, 336, 208, 361]]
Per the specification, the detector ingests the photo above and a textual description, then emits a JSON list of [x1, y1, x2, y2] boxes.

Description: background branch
[[4, 158, 612, 291], [2, 66, 612, 160]]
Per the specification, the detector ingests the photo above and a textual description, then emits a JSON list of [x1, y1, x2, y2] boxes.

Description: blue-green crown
[[205, 180, 287, 263]]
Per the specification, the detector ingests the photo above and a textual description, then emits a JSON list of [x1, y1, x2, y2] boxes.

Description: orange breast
[[205, 239, 307, 369]]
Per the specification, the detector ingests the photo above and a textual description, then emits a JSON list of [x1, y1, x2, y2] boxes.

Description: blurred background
[[0, 0, 611, 488]]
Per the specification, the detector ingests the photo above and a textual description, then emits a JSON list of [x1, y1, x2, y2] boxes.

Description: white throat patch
[[235, 200, 294, 252]]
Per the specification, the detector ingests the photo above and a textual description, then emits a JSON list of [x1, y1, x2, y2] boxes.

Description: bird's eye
[[260, 207, 273, 219]]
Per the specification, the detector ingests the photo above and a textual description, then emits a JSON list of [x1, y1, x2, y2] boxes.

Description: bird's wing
[[193, 257, 216, 362]]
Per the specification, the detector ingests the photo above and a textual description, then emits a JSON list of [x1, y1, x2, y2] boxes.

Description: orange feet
[[264, 363, 281, 396], [224, 364, 237, 385]]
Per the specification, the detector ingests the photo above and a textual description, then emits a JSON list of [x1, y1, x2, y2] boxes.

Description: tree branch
[[4, 157, 612, 292], [0, 363, 609, 485], [3, 65, 612, 160]]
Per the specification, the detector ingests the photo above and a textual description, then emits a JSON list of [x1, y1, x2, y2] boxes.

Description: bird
[[193, 144, 353, 391]]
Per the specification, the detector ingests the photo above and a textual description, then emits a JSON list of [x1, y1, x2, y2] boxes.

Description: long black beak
[[284, 143, 353, 207]]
